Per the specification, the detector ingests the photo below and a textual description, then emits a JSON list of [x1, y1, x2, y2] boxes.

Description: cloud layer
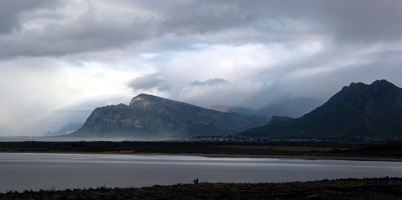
[[1, 0, 402, 135]]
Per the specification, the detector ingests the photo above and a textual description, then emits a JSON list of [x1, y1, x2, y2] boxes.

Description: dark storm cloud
[[146, 0, 402, 44], [318, 0, 402, 43], [1, 0, 402, 58], [0, 0, 58, 34], [155, 0, 402, 46], [129, 73, 170, 91], [191, 78, 228, 87], [0, 10, 152, 57]]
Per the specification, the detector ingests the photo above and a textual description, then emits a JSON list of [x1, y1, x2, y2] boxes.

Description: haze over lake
[[1, 153, 402, 193]]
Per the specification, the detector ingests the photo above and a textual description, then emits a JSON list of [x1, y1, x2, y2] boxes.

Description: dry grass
[[1, 178, 402, 200]]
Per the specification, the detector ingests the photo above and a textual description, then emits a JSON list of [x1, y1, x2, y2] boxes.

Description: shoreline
[[2, 151, 402, 162], [1, 140, 402, 162]]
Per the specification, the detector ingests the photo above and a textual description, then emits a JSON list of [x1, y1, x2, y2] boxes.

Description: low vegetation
[[1, 178, 401, 200]]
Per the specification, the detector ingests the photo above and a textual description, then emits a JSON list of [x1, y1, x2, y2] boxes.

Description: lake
[[1, 153, 402, 193]]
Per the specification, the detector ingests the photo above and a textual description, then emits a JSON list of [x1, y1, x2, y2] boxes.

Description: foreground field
[[1, 178, 401, 200]]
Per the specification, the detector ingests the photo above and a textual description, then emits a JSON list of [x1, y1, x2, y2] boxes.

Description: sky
[[1, 0, 402, 136]]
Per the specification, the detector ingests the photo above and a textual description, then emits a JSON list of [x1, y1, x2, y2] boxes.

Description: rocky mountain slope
[[69, 94, 267, 138], [239, 80, 402, 139]]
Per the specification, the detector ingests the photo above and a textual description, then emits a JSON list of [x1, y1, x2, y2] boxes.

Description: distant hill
[[207, 105, 257, 116], [208, 97, 324, 118], [69, 94, 268, 138], [45, 123, 83, 136], [265, 116, 294, 126], [256, 97, 324, 118], [239, 80, 402, 139]]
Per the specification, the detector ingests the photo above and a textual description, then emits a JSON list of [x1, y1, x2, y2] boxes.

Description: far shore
[[2, 150, 402, 162], [1, 140, 402, 162]]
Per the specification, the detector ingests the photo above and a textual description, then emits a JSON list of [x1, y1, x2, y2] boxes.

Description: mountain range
[[208, 97, 324, 118], [239, 80, 402, 139], [45, 123, 83, 136], [68, 79, 402, 139], [69, 94, 267, 138]]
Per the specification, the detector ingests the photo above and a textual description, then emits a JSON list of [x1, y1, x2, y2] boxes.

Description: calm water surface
[[1, 153, 402, 192]]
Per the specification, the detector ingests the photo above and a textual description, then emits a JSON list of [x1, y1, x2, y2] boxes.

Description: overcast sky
[[1, 0, 402, 136]]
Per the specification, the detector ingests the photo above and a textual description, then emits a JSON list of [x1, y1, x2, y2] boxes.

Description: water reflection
[[1, 153, 401, 192]]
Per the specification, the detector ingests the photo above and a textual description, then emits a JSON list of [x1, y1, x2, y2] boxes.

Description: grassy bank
[[1, 178, 402, 200]]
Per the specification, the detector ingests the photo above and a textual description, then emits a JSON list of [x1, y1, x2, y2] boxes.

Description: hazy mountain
[[239, 80, 402, 139], [45, 123, 83, 136], [256, 97, 325, 118], [208, 97, 324, 118], [69, 94, 268, 138], [265, 116, 294, 126], [207, 105, 257, 116]]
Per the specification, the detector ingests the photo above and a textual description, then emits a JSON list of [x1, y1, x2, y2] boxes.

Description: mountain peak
[[348, 82, 366, 88], [132, 93, 158, 100], [340, 79, 397, 96], [370, 79, 397, 90], [129, 93, 166, 107], [239, 80, 402, 139], [371, 79, 392, 86], [346, 79, 395, 89]]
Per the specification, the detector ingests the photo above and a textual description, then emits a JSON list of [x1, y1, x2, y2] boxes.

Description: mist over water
[[1, 153, 402, 193]]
